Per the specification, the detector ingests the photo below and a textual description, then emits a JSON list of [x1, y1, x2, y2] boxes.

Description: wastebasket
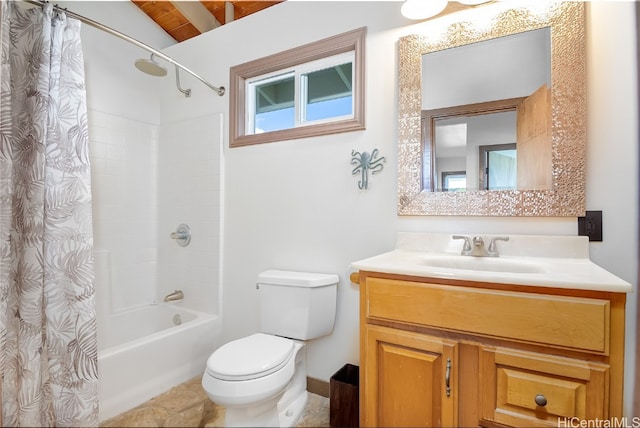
[[330, 363, 359, 427]]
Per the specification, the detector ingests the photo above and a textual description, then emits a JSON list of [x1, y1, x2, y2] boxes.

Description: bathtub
[[97, 303, 220, 422]]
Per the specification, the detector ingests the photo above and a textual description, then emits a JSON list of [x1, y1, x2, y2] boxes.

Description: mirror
[[423, 28, 551, 192], [398, 2, 586, 216]]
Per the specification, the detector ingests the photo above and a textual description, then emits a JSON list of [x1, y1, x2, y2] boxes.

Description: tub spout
[[164, 290, 184, 302]]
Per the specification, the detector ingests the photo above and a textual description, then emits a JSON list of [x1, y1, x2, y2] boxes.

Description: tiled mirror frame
[[397, 2, 586, 216]]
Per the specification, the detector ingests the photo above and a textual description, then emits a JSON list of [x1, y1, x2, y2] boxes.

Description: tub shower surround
[[89, 112, 223, 421], [89, 110, 159, 313]]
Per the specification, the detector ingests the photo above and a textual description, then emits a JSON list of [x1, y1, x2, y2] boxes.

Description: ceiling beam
[[133, 0, 286, 42], [225, 2, 234, 24], [171, 1, 221, 33]]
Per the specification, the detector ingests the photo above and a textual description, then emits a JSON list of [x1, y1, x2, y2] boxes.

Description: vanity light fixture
[[401, 0, 448, 20], [401, 0, 493, 20]]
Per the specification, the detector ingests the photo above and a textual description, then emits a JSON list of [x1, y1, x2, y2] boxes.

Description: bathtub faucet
[[164, 290, 184, 302]]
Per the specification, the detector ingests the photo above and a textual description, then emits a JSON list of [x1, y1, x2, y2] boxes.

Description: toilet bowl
[[202, 333, 307, 427], [201, 270, 338, 427]]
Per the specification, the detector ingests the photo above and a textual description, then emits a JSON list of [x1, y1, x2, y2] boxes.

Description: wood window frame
[[229, 27, 366, 148], [422, 97, 524, 192]]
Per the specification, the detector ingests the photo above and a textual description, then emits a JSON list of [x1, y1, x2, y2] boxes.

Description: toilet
[[202, 270, 338, 427]]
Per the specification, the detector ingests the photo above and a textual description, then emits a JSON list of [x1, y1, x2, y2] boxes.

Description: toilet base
[[215, 341, 308, 427], [222, 388, 307, 428], [276, 343, 307, 427], [278, 390, 308, 427], [224, 394, 282, 427]]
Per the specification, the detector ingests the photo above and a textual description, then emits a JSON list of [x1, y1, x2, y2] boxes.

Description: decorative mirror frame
[[397, 2, 585, 216]]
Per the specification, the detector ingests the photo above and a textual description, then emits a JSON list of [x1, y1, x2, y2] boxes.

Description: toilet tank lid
[[258, 270, 339, 287]]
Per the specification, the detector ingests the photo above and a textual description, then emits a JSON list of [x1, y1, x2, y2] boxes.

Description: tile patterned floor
[[100, 375, 330, 427]]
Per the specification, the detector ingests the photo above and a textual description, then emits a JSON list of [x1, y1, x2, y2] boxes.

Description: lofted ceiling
[[132, 1, 285, 42], [132, 1, 491, 43]]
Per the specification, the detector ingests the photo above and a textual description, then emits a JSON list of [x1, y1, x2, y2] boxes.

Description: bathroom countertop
[[351, 232, 632, 293]]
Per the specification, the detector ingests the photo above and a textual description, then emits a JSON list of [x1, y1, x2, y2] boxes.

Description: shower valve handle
[[170, 224, 191, 247]]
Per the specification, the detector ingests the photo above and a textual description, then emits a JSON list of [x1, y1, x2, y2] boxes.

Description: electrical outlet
[[578, 210, 602, 242]]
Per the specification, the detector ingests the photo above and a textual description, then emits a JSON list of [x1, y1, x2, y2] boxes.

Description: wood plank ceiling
[[132, 1, 284, 42]]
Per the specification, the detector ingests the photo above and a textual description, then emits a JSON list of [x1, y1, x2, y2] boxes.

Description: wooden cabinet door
[[362, 325, 458, 427]]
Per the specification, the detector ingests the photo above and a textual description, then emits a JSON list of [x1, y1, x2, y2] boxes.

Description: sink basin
[[419, 254, 545, 274], [351, 233, 633, 292]]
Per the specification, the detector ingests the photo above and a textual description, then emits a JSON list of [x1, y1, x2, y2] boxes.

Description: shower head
[[134, 54, 167, 77]]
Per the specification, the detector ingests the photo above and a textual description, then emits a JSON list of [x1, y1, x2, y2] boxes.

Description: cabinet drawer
[[480, 347, 609, 427], [365, 278, 610, 353]]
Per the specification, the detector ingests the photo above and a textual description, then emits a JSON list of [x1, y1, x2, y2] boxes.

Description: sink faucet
[[470, 236, 488, 257], [452, 235, 509, 257], [164, 290, 184, 302]]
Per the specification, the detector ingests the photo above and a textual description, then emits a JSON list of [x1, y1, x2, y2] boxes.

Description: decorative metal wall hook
[[351, 149, 385, 190]]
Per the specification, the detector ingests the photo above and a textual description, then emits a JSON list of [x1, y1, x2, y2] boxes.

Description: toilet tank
[[257, 270, 338, 340]]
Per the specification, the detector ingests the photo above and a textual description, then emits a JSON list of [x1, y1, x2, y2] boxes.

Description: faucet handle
[[488, 236, 509, 256], [452, 235, 472, 255]]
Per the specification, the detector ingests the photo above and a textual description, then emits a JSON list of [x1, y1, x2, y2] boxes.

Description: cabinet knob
[[535, 394, 548, 407]]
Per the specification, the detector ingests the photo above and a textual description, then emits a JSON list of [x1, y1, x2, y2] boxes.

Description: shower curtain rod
[[22, 0, 225, 96]]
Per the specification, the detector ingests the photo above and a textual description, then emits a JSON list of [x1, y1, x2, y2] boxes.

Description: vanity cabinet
[[354, 272, 626, 428]]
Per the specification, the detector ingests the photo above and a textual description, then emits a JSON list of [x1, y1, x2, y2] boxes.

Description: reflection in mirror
[[434, 111, 517, 192], [480, 143, 516, 191], [397, 1, 586, 216], [422, 27, 551, 193]]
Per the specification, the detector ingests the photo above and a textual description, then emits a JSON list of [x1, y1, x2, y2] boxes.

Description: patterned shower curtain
[[0, 1, 99, 426]]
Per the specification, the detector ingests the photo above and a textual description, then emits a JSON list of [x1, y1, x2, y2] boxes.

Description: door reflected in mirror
[[426, 83, 551, 192], [422, 27, 551, 193]]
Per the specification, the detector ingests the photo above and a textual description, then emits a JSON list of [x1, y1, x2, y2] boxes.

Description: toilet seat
[[206, 333, 294, 381], [202, 338, 303, 409]]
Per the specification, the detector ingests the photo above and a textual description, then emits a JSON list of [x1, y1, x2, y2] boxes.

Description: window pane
[[255, 107, 295, 133], [444, 174, 466, 192], [306, 96, 353, 122], [253, 75, 294, 133], [303, 62, 353, 122]]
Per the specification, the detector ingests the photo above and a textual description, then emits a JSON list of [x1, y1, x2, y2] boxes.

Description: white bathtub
[[97, 303, 220, 422]]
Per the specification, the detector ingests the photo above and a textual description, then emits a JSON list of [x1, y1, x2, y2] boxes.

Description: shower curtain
[[0, 1, 99, 426]]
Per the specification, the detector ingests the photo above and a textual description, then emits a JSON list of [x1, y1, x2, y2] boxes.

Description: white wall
[[162, 2, 638, 415], [586, 2, 639, 414]]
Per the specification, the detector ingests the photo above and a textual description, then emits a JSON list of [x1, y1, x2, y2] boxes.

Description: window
[[230, 27, 366, 147], [442, 171, 467, 192], [247, 52, 354, 134]]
